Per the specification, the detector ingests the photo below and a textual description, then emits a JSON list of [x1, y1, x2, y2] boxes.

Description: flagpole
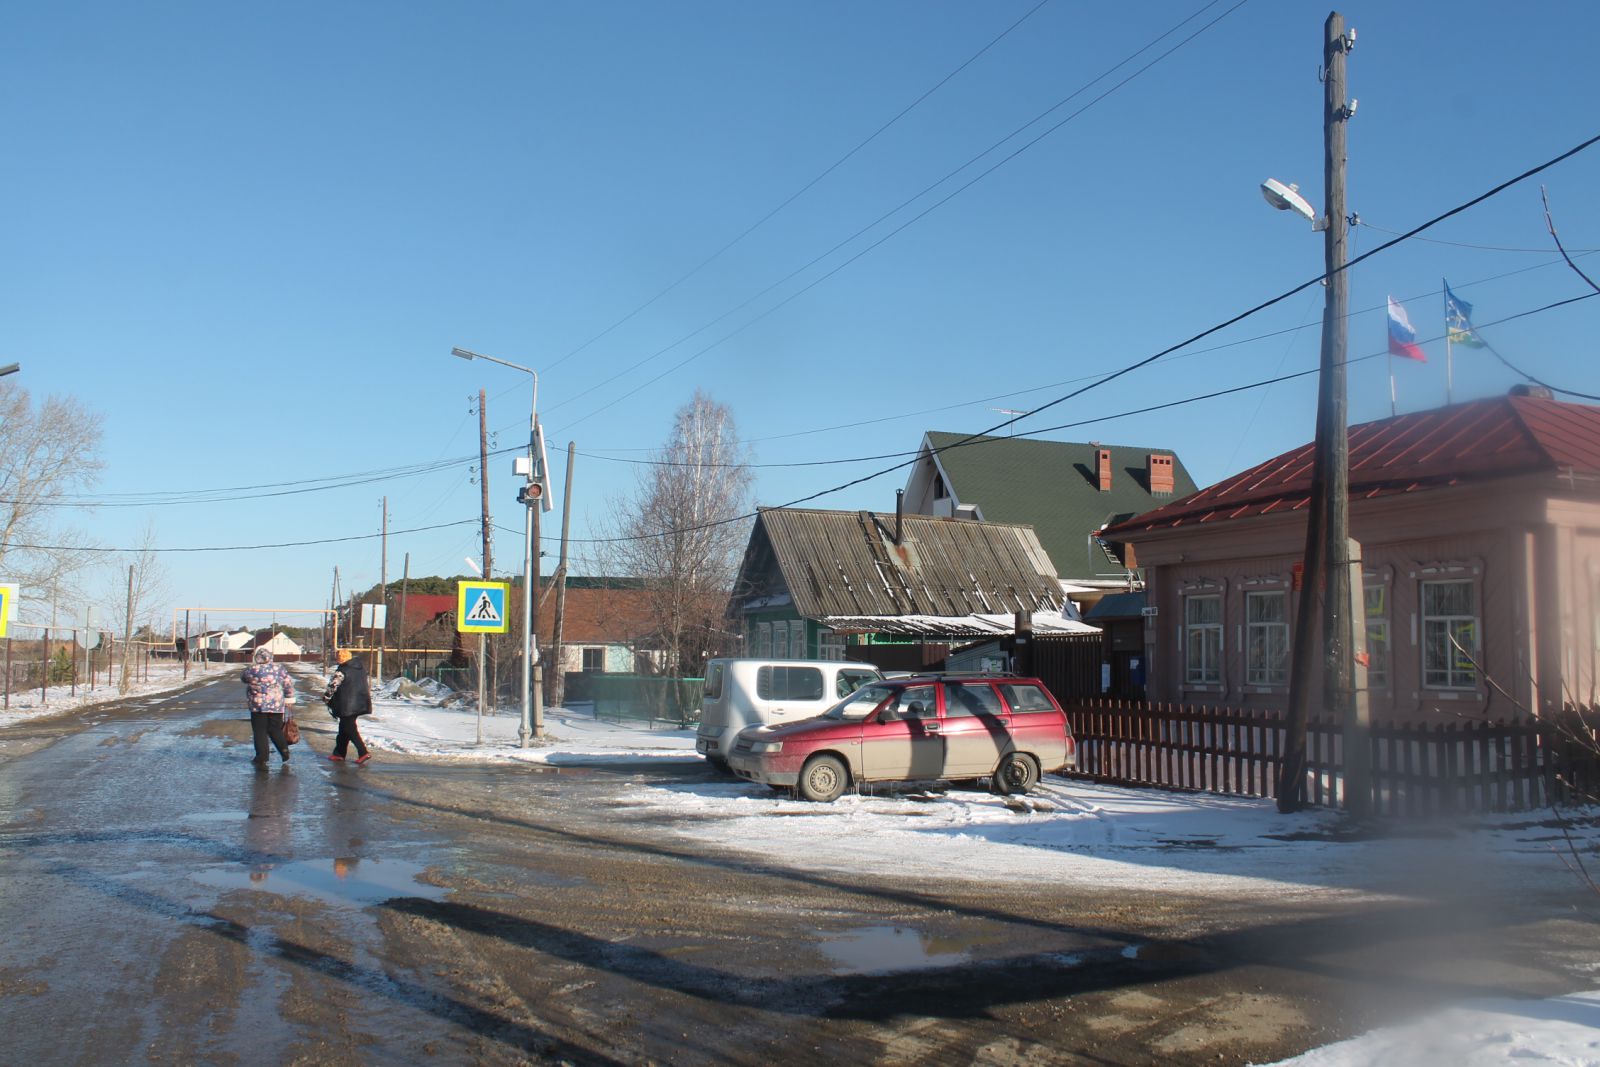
[[1443, 279, 1453, 404], [1388, 352, 1396, 416]]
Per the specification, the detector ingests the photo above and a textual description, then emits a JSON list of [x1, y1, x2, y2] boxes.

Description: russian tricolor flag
[[1387, 296, 1427, 362]]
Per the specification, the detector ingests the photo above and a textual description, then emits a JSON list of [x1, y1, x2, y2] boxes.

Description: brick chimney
[[1147, 453, 1175, 495], [1096, 448, 1113, 492]]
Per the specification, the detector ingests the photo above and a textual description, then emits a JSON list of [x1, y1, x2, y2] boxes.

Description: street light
[[451, 345, 543, 747]]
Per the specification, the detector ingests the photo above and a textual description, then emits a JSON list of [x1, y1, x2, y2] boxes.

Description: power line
[[545, 0, 1247, 428], [7, 520, 478, 555], [556, 135, 1600, 543], [542, 0, 1056, 377]]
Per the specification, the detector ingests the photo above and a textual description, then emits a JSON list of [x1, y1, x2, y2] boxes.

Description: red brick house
[[1103, 387, 1600, 721]]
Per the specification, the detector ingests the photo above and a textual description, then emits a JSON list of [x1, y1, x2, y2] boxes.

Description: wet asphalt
[[2, 677, 1598, 1066]]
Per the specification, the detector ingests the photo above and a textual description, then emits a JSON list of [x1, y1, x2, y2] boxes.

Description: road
[[2, 677, 1596, 1066]]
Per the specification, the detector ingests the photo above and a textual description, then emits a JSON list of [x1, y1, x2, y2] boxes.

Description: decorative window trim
[[1414, 564, 1484, 693], [1363, 565, 1395, 691], [1244, 588, 1290, 688], [1182, 590, 1225, 687]]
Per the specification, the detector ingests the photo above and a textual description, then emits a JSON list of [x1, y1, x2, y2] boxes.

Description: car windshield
[[822, 684, 894, 721]]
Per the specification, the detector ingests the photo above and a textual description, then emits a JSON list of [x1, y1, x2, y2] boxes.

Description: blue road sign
[[457, 581, 510, 634]]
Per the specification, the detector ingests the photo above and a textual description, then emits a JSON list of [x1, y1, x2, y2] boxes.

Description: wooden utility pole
[[377, 496, 388, 685], [549, 441, 576, 708], [1279, 12, 1368, 814], [120, 565, 134, 694], [397, 552, 411, 677], [330, 567, 340, 669], [477, 389, 495, 700]]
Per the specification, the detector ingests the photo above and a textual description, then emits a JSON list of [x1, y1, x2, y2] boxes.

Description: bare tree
[[603, 391, 752, 678], [0, 383, 104, 606], [117, 522, 169, 693]]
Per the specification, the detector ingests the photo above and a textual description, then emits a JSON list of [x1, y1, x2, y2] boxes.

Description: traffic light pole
[[520, 410, 537, 747]]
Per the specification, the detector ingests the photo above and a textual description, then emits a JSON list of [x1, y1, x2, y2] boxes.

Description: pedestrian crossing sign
[[456, 580, 511, 634], [0, 584, 14, 639]]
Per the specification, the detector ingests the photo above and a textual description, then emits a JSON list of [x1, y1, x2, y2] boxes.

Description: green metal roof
[[920, 431, 1197, 581]]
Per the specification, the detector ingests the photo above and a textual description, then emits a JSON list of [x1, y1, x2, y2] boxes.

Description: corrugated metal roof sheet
[[1107, 394, 1600, 537], [815, 611, 1098, 638], [747, 507, 1062, 619]]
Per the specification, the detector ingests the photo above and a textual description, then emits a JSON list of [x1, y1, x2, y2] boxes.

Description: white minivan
[[697, 659, 882, 770]]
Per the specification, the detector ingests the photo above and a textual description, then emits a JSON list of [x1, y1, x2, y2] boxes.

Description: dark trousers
[[333, 716, 368, 759], [250, 712, 290, 763]]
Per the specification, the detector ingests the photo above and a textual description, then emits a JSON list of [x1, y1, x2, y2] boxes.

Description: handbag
[[284, 715, 301, 745]]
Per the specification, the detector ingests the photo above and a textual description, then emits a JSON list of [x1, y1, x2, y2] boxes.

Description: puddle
[[192, 856, 446, 906], [181, 810, 249, 823], [818, 925, 970, 975]]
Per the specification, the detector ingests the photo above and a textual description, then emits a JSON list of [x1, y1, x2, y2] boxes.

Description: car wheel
[[798, 754, 848, 803], [991, 753, 1039, 795]]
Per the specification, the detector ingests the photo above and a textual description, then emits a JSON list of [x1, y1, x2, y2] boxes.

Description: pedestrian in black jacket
[[323, 649, 373, 764]]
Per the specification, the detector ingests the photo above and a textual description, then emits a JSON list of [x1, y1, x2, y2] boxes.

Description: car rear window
[[943, 682, 1004, 718], [703, 662, 725, 699], [999, 683, 1057, 714], [757, 666, 825, 701], [836, 669, 880, 698]]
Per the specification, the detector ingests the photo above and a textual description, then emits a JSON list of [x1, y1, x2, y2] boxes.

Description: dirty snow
[[9, 668, 1598, 1064], [1256, 988, 1600, 1066], [0, 661, 208, 727]]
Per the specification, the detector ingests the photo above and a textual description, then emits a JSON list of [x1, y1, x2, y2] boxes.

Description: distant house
[[730, 506, 1096, 672], [250, 631, 304, 658], [534, 576, 658, 676], [901, 431, 1197, 606], [1103, 388, 1600, 721]]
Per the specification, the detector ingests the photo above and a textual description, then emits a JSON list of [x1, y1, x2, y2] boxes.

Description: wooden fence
[[1029, 633, 1104, 703], [1064, 699, 1600, 814]]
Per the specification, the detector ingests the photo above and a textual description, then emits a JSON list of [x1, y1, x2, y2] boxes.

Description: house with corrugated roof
[[731, 505, 1097, 672], [1102, 387, 1600, 721], [902, 431, 1198, 605]]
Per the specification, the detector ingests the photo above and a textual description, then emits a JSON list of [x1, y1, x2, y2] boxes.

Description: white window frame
[[771, 620, 788, 659], [817, 628, 844, 662], [1245, 590, 1289, 687], [755, 622, 772, 658], [1184, 594, 1223, 685], [1421, 578, 1479, 690]]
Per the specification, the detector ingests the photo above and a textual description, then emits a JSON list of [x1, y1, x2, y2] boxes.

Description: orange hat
[[336, 649, 354, 664]]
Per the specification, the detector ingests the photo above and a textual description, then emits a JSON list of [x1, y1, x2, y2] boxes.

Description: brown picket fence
[[1062, 699, 1600, 814]]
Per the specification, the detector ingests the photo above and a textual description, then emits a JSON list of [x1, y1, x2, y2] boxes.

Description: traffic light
[[516, 482, 544, 507]]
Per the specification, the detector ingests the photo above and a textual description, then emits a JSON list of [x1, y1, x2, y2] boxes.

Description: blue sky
[[5, 1, 1599, 630]]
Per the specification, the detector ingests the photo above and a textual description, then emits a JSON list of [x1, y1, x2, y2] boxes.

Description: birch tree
[[604, 391, 752, 678], [0, 383, 103, 601]]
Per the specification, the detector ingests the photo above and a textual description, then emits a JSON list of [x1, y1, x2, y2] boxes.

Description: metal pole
[[477, 633, 486, 745], [519, 405, 536, 747]]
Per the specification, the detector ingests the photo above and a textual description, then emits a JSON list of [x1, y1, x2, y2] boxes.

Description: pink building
[[1103, 388, 1600, 722]]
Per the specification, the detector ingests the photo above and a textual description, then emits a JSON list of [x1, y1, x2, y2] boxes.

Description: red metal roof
[[1106, 394, 1600, 536]]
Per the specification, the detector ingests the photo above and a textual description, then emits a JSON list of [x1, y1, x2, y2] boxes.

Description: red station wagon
[[726, 674, 1076, 802]]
